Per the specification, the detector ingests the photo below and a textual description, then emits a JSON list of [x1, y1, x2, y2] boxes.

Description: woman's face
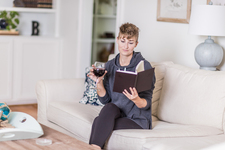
[[117, 36, 138, 57]]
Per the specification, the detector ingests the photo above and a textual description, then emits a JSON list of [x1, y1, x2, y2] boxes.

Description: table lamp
[[188, 3, 225, 71]]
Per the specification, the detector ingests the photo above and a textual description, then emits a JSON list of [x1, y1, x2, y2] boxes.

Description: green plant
[[0, 10, 19, 30]]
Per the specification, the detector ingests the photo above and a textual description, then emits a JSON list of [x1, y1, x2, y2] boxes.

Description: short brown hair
[[117, 23, 139, 42]]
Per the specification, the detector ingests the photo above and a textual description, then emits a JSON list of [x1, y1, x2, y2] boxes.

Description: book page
[[136, 60, 144, 73], [115, 60, 144, 74], [116, 70, 137, 74]]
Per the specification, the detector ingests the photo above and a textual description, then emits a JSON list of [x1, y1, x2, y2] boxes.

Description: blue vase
[[0, 19, 8, 30]]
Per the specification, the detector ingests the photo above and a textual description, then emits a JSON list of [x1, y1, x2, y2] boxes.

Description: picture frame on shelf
[[207, 0, 225, 5], [157, 0, 192, 24]]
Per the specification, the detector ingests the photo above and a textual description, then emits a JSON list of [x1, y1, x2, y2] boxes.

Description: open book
[[113, 60, 155, 93]]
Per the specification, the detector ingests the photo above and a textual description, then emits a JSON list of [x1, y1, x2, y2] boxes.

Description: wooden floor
[[9, 104, 38, 120], [2, 104, 98, 150]]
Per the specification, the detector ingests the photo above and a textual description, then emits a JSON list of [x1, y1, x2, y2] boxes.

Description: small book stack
[[37, 0, 53, 9], [13, 0, 38, 8], [14, 0, 53, 8]]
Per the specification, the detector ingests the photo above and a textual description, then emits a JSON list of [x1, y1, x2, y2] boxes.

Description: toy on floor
[[0, 102, 44, 141], [0, 102, 15, 129]]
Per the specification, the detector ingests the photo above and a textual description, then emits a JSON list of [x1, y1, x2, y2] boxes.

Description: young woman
[[88, 22, 155, 149]]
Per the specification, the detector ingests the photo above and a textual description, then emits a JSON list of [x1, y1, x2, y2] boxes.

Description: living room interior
[[1, 0, 225, 105], [1, 0, 225, 149]]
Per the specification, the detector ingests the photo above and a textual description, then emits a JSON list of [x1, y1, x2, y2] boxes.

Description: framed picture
[[207, 0, 225, 5], [157, 0, 192, 24]]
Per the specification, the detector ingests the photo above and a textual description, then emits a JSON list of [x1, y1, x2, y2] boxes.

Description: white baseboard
[[7, 99, 37, 105]]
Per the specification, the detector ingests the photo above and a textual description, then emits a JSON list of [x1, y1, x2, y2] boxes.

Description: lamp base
[[195, 37, 223, 71], [199, 67, 217, 71]]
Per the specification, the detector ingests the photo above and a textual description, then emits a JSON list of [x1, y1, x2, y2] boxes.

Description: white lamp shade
[[189, 5, 225, 36]]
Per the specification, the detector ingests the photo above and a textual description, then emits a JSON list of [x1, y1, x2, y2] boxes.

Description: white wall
[[58, 0, 79, 78], [59, 0, 93, 78], [0, 0, 13, 6], [115, 0, 225, 71], [75, 0, 93, 78]]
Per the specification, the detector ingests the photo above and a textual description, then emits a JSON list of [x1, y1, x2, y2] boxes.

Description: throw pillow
[[79, 67, 104, 106]]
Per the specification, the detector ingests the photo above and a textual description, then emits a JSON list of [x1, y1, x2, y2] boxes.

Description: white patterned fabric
[[79, 67, 104, 106]]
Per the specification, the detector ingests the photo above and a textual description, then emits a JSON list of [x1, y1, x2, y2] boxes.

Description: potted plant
[[0, 10, 20, 31]]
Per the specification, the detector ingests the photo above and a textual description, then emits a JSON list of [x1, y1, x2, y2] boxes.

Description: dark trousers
[[89, 103, 142, 149]]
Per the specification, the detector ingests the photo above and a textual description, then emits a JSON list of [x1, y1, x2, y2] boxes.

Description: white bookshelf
[[91, 0, 117, 64], [0, 0, 59, 37], [0, 0, 63, 104]]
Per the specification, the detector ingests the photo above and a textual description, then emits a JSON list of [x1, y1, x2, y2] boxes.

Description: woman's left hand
[[123, 87, 148, 108], [123, 87, 140, 102]]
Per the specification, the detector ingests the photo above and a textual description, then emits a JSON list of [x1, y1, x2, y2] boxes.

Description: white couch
[[36, 60, 225, 150]]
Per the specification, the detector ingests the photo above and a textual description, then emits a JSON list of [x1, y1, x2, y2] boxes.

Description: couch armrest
[[35, 78, 85, 124]]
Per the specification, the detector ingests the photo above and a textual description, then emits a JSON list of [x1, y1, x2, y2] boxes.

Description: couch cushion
[[142, 134, 225, 150], [106, 120, 222, 150], [150, 61, 173, 117], [46, 101, 102, 142], [157, 63, 225, 130]]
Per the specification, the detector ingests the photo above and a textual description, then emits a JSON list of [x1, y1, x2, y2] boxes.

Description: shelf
[[0, 30, 19, 35], [91, 0, 117, 64], [0, 35, 60, 39], [94, 14, 116, 19], [0, 7, 56, 13], [94, 38, 115, 43]]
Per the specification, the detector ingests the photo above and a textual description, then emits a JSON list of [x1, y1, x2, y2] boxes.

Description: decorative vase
[[0, 19, 8, 30]]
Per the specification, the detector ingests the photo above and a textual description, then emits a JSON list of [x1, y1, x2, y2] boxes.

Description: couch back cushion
[[150, 61, 173, 117], [157, 63, 225, 130]]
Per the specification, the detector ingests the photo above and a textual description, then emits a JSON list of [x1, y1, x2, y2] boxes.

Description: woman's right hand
[[87, 64, 107, 83], [87, 65, 98, 82]]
